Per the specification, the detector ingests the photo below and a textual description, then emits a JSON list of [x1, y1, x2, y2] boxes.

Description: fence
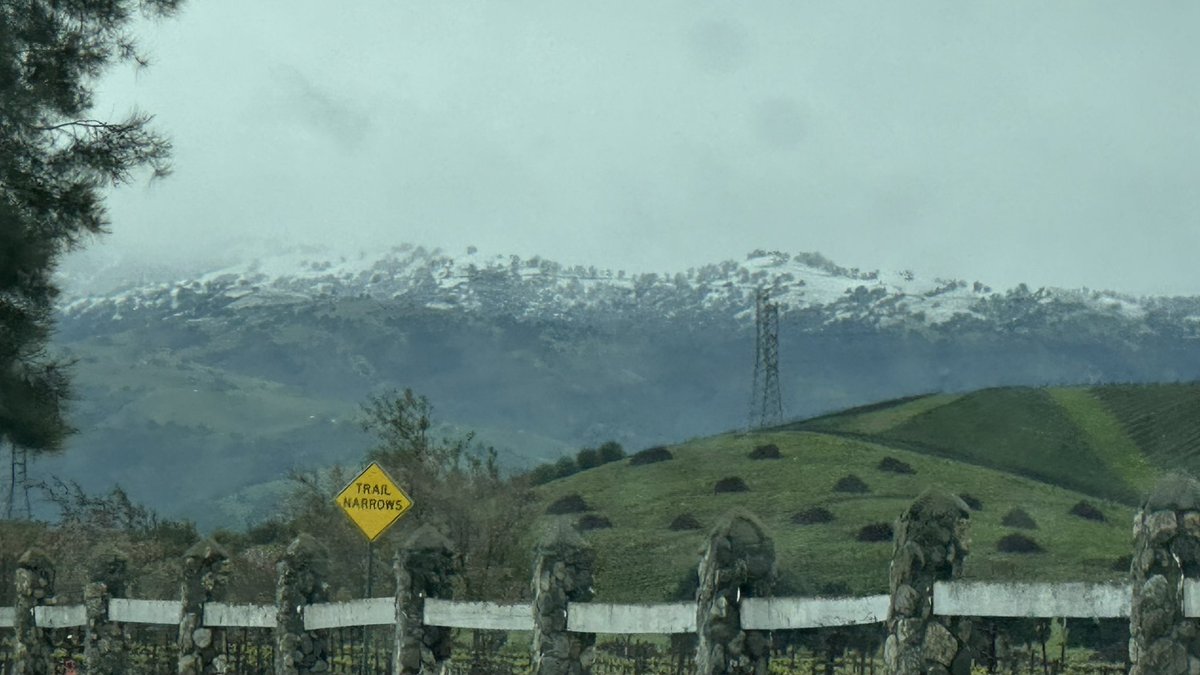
[[1, 478, 1198, 674]]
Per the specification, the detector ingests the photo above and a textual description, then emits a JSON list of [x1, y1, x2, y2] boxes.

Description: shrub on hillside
[[1069, 500, 1106, 522], [629, 446, 673, 466], [856, 522, 894, 542], [833, 474, 870, 493], [714, 477, 750, 493], [597, 441, 626, 464], [527, 464, 558, 486], [749, 444, 782, 460], [668, 513, 702, 531], [1111, 554, 1133, 572], [958, 493, 983, 511], [792, 507, 834, 525], [546, 494, 591, 515], [576, 514, 612, 531], [1001, 508, 1038, 530], [575, 447, 601, 471], [997, 533, 1044, 553], [554, 456, 578, 479], [877, 457, 915, 474]]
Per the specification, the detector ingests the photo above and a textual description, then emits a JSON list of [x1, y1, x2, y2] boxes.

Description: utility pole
[[5, 441, 31, 520], [749, 289, 784, 429]]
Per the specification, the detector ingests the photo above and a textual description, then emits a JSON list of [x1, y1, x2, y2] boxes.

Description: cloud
[[266, 64, 373, 149]]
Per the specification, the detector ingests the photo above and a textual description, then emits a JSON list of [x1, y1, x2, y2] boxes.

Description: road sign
[[335, 462, 413, 541]]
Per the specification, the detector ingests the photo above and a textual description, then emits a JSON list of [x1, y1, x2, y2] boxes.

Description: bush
[[576, 514, 612, 531], [819, 581, 851, 597], [792, 507, 834, 525], [546, 494, 590, 515], [553, 456, 578, 479], [856, 522, 894, 542], [575, 447, 601, 470], [714, 477, 749, 493], [1111, 554, 1132, 572], [527, 464, 558, 486], [877, 457, 915, 474], [997, 533, 1044, 553], [1001, 508, 1038, 530], [629, 446, 673, 466], [597, 441, 626, 464], [749, 444, 782, 460], [668, 513, 702, 531], [1069, 500, 1106, 522], [833, 474, 870, 493], [958, 493, 983, 511]]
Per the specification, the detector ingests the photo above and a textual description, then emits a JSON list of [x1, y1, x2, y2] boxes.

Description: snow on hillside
[[53, 244, 1162, 330]]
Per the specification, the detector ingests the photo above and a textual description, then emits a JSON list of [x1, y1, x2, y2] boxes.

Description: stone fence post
[[275, 534, 331, 675], [1129, 473, 1200, 674], [885, 490, 972, 675], [532, 522, 596, 675], [694, 508, 776, 675], [12, 549, 55, 675], [83, 546, 129, 675], [394, 524, 458, 674], [178, 539, 230, 675]]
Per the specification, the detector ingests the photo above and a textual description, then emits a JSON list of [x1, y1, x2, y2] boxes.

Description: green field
[[527, 383, 1200, 604]]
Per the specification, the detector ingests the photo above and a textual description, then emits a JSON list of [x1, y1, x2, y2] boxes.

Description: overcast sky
[[66, 2, 1200, 295]]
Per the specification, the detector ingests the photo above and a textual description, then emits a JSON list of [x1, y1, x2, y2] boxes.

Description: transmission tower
[[5, 441, 31, 520], [749, 289, 784, 429]]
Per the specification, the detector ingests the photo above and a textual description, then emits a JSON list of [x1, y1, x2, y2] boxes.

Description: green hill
[[528, 383, 1200, 603], [788, 386, 1169, 505], [530, 430, 1135, 604]]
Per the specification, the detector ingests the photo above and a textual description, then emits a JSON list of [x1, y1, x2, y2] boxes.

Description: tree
[[1, 0, 183, 495]]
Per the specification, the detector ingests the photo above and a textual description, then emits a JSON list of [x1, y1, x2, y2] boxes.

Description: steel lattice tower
[[5, 442, 31, 520], [749, 289, 783, 429]]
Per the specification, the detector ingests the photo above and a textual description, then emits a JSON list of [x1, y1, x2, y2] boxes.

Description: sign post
[[336, 461, 414, 673]]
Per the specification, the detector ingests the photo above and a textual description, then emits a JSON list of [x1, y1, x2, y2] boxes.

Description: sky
[[63, 1, 1200, 296]]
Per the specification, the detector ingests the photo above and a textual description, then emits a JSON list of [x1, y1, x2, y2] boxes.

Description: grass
[[531, 430, 1134, 603]]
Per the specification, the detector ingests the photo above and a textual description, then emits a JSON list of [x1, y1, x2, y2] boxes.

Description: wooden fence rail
[[0, 579, 1186, 632]]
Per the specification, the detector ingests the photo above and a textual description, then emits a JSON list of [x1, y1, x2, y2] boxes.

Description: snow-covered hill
[[55, 245, 1175, 336]]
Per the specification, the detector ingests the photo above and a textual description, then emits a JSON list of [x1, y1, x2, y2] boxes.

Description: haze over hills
[[38, 245, 1200, 529]]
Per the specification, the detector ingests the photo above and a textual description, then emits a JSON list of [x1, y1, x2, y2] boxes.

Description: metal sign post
[[335, 461, 413, 673]]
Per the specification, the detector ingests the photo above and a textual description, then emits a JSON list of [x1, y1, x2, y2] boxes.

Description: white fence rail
[[0, 580, 1188, 632]]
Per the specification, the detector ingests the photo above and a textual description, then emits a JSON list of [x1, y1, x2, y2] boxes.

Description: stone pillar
[[1129, 473, 1200, 674], [12, 549, 55, 675], [84, 546, 129, 675], [394, 524, 458, 674], [274, 534, 331, 675], [885, 490, 973, 675], [694, 508, 776, 675], [178, 539, 229, 675], [532, 522, 596, 675]]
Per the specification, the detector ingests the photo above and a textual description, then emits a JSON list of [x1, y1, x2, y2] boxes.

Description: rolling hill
[[525, 383, 1200, 603]]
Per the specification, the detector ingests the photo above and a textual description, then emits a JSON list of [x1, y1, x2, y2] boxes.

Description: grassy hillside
[[530, 430, 1135, 604], [788, 386, 1174, 505]]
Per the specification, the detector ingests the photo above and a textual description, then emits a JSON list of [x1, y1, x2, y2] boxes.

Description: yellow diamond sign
[[336, 462, 413, 541]]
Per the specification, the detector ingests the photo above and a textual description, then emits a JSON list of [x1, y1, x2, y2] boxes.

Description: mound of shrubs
[[576, 514, 612, 531], [714, 476, 750, 493], [1001, 508, 1038, 530], [1069, 500, 1106, 522], [997, 533, 1044, 554], [791, 507, 834, 525], [629, 446, 673, 466], [749, 444, 782, 460], [545, 493, 591, 515], [856, 522, 894, 542], [668, 513, 702, 531], [877, 457, 915, 474], [833, 474, 870, 494], [958, 493, 983, 511]]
